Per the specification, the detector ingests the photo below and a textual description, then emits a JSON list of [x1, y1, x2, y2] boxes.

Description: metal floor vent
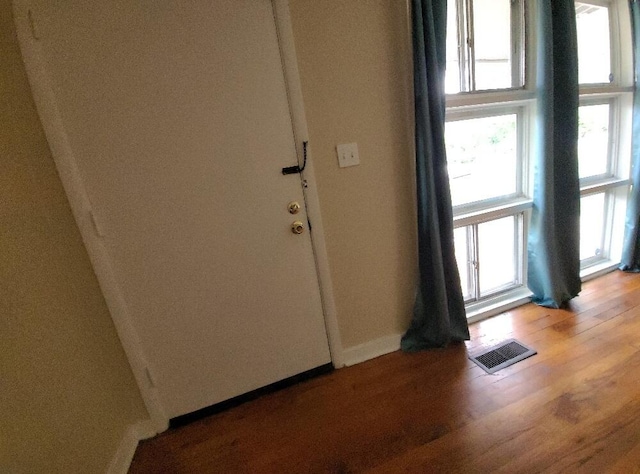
[[469, 339, 537, 374]]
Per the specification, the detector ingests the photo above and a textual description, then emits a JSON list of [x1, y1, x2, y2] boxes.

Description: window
[[576, 2, 612, 84], [455, 214, 525, 303], [446, 0, 525, 93], [576, 0, 634, 274], [445, 0, 633, 321], [446, 0, 531, 317], [445, 112, 520, 208], [578, 102, 612, 179], [580, 192, 607, 261]]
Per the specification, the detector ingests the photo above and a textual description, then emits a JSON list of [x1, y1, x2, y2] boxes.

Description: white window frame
[[447, 0, 633, 322], [578, 97, 616, 182], [456, 211, 527, 301], [446, 105, 527, 214], [446, 0, 533, 322], [576, 0, 634, 279]]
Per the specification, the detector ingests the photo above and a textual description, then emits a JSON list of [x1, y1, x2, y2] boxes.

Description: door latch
[[282, 141, 308, 175]]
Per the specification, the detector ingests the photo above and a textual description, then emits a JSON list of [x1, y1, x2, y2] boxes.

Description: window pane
[[454, 226, 473, 300], [580, 193, 606, 260], [576, 3, 611, 84], [473, 0, 513, 90], [446, 114, 518, 207], [478, 216, 518, 296], [578, 104, 610, 179], [445, 0, 462, 93]]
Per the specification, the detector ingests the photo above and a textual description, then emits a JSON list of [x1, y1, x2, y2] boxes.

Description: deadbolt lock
[[288, 201, 301, 214], [291, 221, 305, 234]]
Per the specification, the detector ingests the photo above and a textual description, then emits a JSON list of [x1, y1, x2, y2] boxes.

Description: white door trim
[[272, 0, 345, 368], [12, 0, 344, 433]]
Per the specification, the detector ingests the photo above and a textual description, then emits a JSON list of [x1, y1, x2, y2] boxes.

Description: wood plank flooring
[[130, 270, 640, 473]]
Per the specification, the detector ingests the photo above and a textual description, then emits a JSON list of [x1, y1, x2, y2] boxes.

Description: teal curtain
[[527, 0, 582, 308], [620, 0, 640, 272], [401, 0, 470, 351]]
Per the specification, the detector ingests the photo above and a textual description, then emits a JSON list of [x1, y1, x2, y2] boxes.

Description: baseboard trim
[[343, 333, 403, 367], [107, 420, 157, 474]]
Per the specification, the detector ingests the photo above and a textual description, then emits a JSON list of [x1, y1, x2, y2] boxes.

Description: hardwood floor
[[130, 270, 640, 473]]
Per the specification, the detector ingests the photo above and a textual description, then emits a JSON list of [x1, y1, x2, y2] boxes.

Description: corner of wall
[[342, 333, 403, 367], [107, 420, 160, 474]]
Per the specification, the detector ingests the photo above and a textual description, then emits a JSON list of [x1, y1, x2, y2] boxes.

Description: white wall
[[290, 0, 417, 349], [0, 0, 148, 471]]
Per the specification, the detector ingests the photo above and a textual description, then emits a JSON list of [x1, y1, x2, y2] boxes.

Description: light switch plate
[[336, 142, 360, 168]]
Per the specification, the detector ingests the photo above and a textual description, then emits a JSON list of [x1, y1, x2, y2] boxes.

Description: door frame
[[13, 0, 344, 433]]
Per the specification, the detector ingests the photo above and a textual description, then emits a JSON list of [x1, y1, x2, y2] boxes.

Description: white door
[[30, 0, 331, 418]]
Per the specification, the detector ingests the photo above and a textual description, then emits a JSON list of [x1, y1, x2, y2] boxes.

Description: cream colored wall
[[290, 0, 417, 348], [0, 0, 148, 471]]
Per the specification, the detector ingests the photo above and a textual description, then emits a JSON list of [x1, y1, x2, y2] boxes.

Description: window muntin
[[446, 0, 525, 93], [576, 2, 612, 84], [445, 111, 521, 208]]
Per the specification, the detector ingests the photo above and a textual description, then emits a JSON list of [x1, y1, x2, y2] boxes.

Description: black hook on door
[[282, 141, 308, 175]]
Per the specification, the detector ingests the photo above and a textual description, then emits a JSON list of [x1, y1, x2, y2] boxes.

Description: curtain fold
[[401, 0, 470, 351], [527, 0, 582, 308], [620, 0, 640, 272]]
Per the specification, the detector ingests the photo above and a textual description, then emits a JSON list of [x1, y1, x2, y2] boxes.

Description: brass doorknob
[[291, 221, 305, 234], [288, 201, 301, 214]]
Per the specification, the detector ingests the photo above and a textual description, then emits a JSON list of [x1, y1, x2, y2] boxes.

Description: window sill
[[466, 286, 533, 324], [580, 177, 631, 195], [453, 198, 533, 227], [580, 259, 620, 282], [446, 89, 535, 109], [465, 260, 620, 326]]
